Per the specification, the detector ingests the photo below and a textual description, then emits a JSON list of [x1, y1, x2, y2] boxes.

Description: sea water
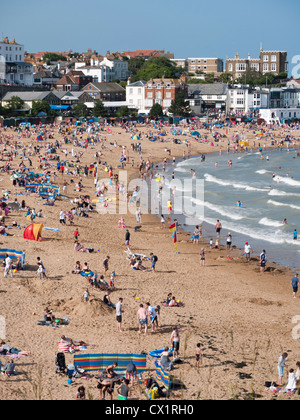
[[155, 147, 300, 270]]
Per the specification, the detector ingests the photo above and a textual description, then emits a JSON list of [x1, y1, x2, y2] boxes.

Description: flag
[[173, 231, 178, 251], [169, 223, 176, 233]]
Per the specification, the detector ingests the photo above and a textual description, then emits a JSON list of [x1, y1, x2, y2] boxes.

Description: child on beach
[[83, 289, 90, 303], [195, 343, 202, 368]]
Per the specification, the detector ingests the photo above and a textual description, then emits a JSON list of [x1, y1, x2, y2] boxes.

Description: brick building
[[144, 77, 185, 113], [226, 48, 288, 80]]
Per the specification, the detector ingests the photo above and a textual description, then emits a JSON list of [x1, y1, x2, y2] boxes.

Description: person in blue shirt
[[293, 229, 298, 240], [291, 273, 299, 298]]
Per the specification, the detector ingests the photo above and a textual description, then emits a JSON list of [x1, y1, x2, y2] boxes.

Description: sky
[[1, 0, 299, 74]]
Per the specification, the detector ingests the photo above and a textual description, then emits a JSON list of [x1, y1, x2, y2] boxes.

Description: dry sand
[[0, 121, 300, 400]]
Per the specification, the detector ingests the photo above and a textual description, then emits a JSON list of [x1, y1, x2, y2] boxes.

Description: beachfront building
[[33, 69, 62, 89], [226, 49, 288, 81], [269, 87, 300, 109], [186, 84, 227, 115], [187, 57, 224, 76], [81, 82, 126, 102], [258, 108, 300, 124], [54, 70, 93, 91], [144, 77, 186, 114], [126, 80, 147, 113], [0, 37, 33, 86], [1, 91, 61, 111], [75, 56, 130, 82], [226, 85, 269, 115]]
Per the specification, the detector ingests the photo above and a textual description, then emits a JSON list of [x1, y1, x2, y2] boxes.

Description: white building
[[75, 57, 129, 83], [126, 80, 146, 113], [227, 85, 269, 114], [259, 108, 300, 124], [0, 37, 33, 85]]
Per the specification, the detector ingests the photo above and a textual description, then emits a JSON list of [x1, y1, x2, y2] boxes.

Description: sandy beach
[[0, 120, 300, 400]]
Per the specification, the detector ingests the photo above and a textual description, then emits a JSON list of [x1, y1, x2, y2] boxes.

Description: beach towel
[[73, 353, 147, 373]]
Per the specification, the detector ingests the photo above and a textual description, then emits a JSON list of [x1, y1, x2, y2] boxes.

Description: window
[[263, 63, 268, 72], [228, 63, 233, 71], [147, 92, 153, 98], [166, 92, 171, 98], [198, 59, 201, 63], [237, 98, 244, 105], [271, 63, 276, 72], [263, 55, 269, 62], [236, 63, 247, 71], [251, 63, 259, 71], [271, 55, 277, 62]]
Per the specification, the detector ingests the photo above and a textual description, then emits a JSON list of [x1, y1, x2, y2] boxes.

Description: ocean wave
[[204, 174, 269, 192], [268, 199, 300, 211], [256, 169, 272, 175], [190, 198, 244, 220], [268, 189, 300, 198], [259, 217, 284, 228], [201, 217, 300, 247], [273, 175, 300, 187]]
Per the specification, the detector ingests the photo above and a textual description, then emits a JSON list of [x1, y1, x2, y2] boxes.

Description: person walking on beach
[[226, 232, 232, 250], [150, 253, 158, 272], [215, 220, 222, 239], [137, 304, 148, 335], [278, 352, 288, 386], [200, 248, 205, 266], [244, 242, 251, 262], [59, 210, 66, 225], [116, 297, 124, 332], [170, 326, 180, 359], [260, 249, 267, 273], [195, 343, 203, 369], [146, 302, 158, 332], [125, 229, 130, 248], [37, 257, 47, 279], [103, 256, 110, 274], [291, 273, 299, 298], [4, 254, 13, 278]]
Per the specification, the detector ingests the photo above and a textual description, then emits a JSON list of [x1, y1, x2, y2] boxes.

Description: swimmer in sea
[[283, 218, 287, 225]]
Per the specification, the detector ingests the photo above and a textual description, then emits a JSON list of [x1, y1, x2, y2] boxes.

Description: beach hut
[[23, 223, 43, 241]]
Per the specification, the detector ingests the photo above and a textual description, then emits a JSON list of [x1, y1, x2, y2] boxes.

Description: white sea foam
[[200, 217, 300, 247], [259, 217, 284, 228], [204, 174, 269, 192], [190, 198, 244, 220], [273, 175, 300, 187], [256, 169, 272, 175], [268, 200, 300, 211], [268, 189, 300, 198]]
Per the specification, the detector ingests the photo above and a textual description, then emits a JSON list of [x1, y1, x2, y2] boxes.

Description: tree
[[219, 73, 233, 84], [116, 106, 132, 118], [73, 103, 89, 118], [43, 53, 67, 64], [130, 56, 183, 83], [93, 100, 107, 117], [168, 91, 191, 117], [6, 96, 25, 111], [31, 100, 51, 116], [149, 103, 163, 118]]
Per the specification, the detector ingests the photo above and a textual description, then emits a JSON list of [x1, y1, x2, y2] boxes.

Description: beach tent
[[191, 131, 200, 136], [23, 223, 43, 241], [132, 134, 140, 140], [73, 353, 147, 374], [0, 249, 26, 268]]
